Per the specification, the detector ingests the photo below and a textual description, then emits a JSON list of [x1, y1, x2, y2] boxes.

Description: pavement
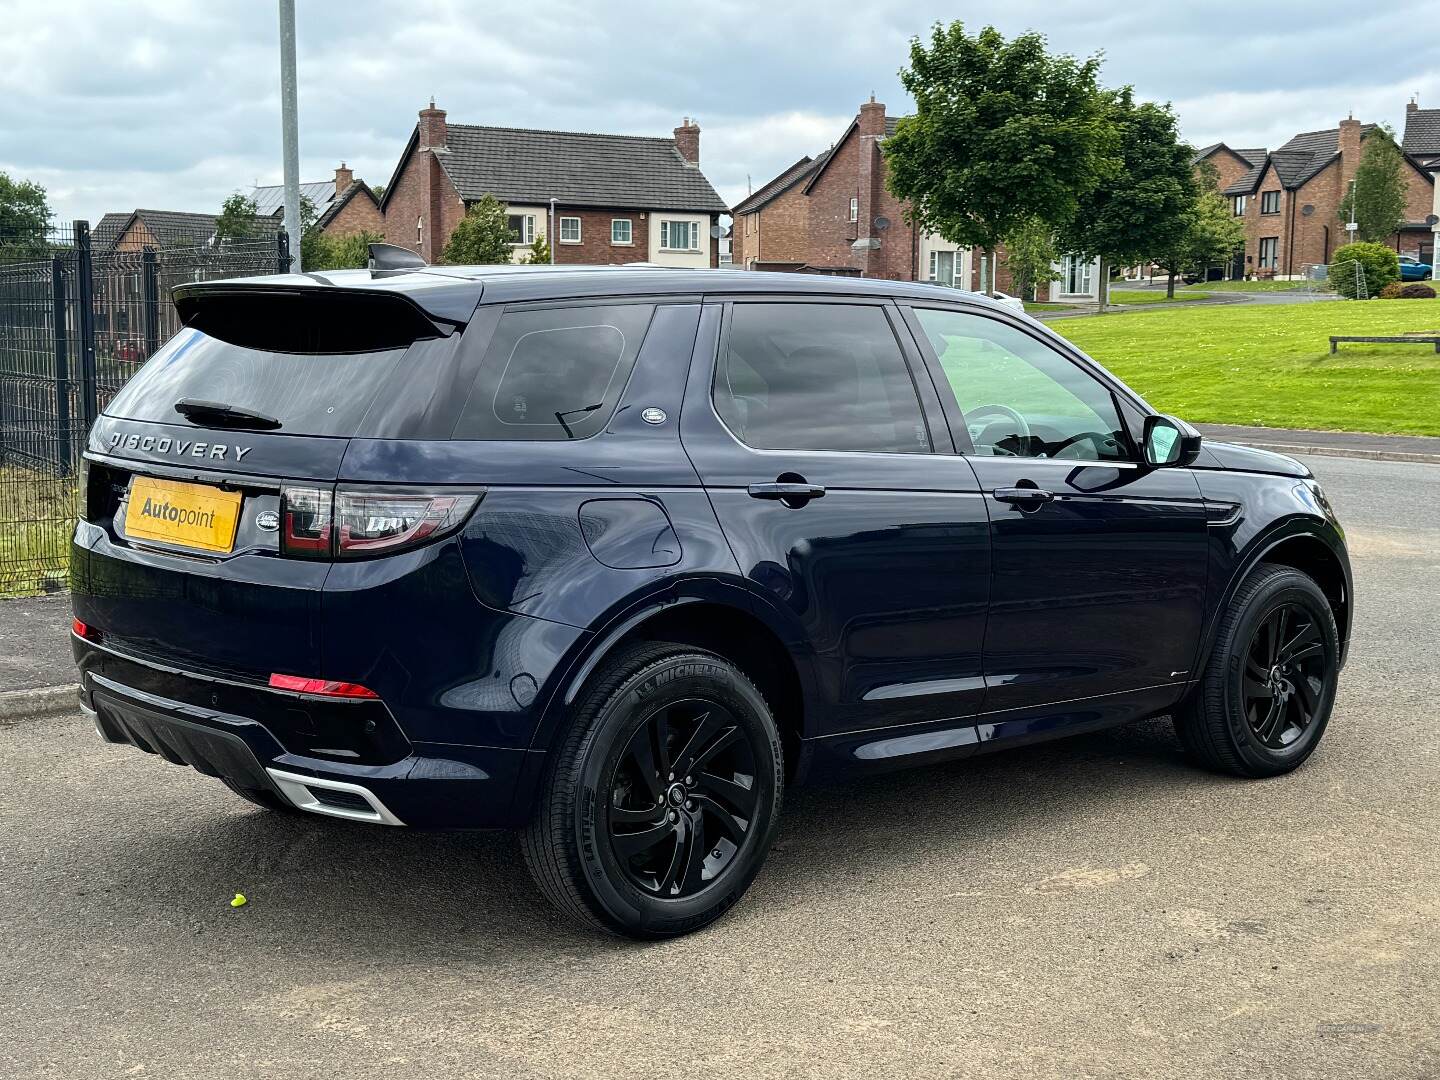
[[4, 452, 1440, 1079]]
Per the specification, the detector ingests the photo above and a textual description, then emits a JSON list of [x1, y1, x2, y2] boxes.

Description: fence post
[[51, 255, 72, 474], [72, 221, 99, 428], [141, 246, 160, 359], [276, 229, 292, 274]]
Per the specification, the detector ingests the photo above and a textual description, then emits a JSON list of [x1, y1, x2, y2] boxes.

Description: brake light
[[279, 487, 333, 557], [268, 673, 379, 699], [335, 490, 480, 556], [72, 618, 98, 641]]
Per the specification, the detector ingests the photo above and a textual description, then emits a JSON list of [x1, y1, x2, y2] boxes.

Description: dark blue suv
[[72, 255, 1351, 937]]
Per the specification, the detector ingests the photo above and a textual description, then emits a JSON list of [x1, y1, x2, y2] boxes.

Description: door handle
[[748, 481, 826, 505], [993, 485, 1055, 508]]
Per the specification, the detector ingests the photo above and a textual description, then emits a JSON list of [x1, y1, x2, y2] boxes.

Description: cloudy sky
[[4, 0, 1438, 225]]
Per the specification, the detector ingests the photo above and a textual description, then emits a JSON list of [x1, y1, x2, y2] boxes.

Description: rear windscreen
[[104, 328, 406, 437]]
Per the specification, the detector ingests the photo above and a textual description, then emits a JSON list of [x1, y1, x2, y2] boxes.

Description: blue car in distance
[[1399, 255, 1433, 281]]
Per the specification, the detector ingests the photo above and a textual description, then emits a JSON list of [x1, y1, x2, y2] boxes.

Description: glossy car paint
[[72, 267, 1352, 828]]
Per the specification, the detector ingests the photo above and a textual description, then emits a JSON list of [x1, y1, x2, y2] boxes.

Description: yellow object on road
[[230, 893, 247, 908]]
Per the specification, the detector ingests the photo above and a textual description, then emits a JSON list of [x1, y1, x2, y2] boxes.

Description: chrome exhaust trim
[[265, 767, 405, 826]]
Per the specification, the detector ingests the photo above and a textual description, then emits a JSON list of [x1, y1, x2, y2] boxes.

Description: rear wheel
[[522, 642, 783, 938], [1175, 563, 1339, 777]]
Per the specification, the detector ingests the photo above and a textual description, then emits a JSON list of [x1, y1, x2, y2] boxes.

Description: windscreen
[[104, 328, 407, 437]]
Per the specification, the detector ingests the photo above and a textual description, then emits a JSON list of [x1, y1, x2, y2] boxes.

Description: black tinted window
[[715, 304, 930, 454], [453, 304, 654, 440], [104, 328, 406, 437]]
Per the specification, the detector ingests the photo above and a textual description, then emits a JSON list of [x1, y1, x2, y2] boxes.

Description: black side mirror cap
[[1142, 414, 1202, 468]]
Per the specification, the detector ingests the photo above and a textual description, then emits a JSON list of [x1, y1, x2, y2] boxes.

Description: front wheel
[[522, 643, 784, 938], [1174, 563, 1340, 777]]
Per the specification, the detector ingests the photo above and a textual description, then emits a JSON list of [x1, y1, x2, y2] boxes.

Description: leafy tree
[[441, 195, 513, 264], [522, 233, 551, 265], [0, 171, 52, 256], [214, 193, 260, 244], [1328, 241, 1399, 299], [370, 184, 386, 202], [1003, 218, 1058, 301], [1154, 162, 1245, 297], [1061, 90, 1196, 309], [298, 194, 327, 271], [885, 22, 1119, 291], [305, 229, 384, 271], [1337, 125, 1408, 243]]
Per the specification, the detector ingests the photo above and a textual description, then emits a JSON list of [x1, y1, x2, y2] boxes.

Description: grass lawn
[[1024, 301, 1075, 313], [1055, 297, 1440, 436], [0, 466, 78, 596], [1109, 289, 1208, 306], [1177, 279, 1317, 293]]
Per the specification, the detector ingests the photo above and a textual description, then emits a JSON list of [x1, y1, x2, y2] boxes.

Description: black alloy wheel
[[1241, 603, 1328, 750], [606, 698, 758, 898]]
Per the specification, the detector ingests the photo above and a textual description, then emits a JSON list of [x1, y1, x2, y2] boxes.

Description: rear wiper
[[554, 402, 603, 439], [174, 398, 282, 430]]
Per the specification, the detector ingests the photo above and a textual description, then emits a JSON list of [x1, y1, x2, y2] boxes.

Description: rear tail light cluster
[[279, 486, 481, 559], [268, 673, 379, 699]]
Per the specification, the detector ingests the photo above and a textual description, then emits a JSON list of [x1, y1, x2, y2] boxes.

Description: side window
[[714, 303, 930, 454], [453, 304, 654, 440], [912, 307, 1131, 462]]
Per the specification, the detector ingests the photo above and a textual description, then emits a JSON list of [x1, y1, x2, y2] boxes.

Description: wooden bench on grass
[[1330, 334, 1440, 354]]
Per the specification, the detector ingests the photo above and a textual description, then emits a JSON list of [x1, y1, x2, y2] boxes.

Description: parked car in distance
[[979, 289, 1025, 313], [72, 251, 1352, 938], [1399, 255, 1433, 281]]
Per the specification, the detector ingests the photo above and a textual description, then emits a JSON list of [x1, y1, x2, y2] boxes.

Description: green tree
[[298, 194, 328, 271], [1003, 218, 1058, 302], [1061, 90, 1196, 309], [214, 192, 260, 244], [1154, 162, 1245, 298], [522, 233, 551, 265], [304, 229, 384, 271], [1337, 125, 1408, 243], [885, 22, 1119, 291], [441, 195, 513, 264], [1328, 241, 1399, 299], [0, 171, 52, 255]]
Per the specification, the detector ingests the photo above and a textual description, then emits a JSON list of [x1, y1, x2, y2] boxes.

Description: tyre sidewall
[[571, 654, 783, 937], [1220, 572, 1339, 774]]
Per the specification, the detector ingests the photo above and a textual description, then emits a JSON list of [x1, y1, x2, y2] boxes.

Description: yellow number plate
[[124, 476, 242, 554]]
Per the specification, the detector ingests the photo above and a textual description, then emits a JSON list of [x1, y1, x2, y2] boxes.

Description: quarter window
[[660, 220, 698, 251], [1260, 190, 1281, 214], [912, 307, 1130, 463], [453, 304, 655, 441], [611, 218, 632, 244], [559, 217, 581, 243], [714, 303, 930, 454]]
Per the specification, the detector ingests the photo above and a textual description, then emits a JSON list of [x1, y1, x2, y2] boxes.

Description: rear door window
[[103, 328, 406, 438], [452, 304, 655, 440]]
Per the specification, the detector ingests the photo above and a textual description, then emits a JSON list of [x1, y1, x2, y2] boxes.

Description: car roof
[[181, 264, 1015, 323]]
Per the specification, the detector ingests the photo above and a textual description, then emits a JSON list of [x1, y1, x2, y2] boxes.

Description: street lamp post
[[278, 0, 302, 272]]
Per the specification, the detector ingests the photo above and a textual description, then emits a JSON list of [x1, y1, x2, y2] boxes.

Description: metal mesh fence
[[0, 218, 288, 593]]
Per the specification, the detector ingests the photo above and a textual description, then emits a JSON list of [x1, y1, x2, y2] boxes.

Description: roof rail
[[368, 243, 428, 277]]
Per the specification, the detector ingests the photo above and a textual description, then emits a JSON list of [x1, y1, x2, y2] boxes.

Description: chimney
[[858, 93, 887, 138], [674, 117, 700, 165], [1338, 115, 1363, 185], [1408, 98, 1419, 114], [334, 162, 354, 197], [419, 98, 448, 152]]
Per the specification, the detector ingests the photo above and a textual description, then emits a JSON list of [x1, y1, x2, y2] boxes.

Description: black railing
[[0, 218, 289, 593]]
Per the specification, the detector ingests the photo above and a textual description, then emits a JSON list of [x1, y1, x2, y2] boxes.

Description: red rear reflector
[[268, 673, 379, 699], [71, 618, 95, 640]]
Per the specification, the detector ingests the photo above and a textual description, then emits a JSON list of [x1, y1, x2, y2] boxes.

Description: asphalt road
[[4, 455, 1439, 1080]]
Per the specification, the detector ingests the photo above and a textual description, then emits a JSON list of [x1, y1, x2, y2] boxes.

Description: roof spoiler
[[369, 242, 428, 278]]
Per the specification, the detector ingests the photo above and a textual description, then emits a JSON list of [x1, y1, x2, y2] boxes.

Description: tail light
[[279, 485, 480, 559], [268, 673, 379, 699], [72, 617, 99, 642]]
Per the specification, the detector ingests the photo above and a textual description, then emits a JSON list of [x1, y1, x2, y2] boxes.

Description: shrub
[[1398, 282, 1437, 299], [1328, 241, 1399, 299], [1377, 281, 1405, 299]]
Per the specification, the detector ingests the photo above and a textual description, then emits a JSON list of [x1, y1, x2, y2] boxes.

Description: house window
[[416, 216, 423, 247], [559, 217, 581, 243], [849, 197, 859, 223], [660, 220, 699, 251], [506, 214, 535, 245], [927, 250, 957, 287], [1260, 191, 1281, 215], [1258, 237, 1279, 269], [1233, 195, 1247, 216], [1061, 254, 1093, 295], [610, 219, 632, 245]]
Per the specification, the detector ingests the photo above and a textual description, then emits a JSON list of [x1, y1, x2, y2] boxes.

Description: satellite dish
[[1301, 204, 1314, 217], [873, 216, 891, 231], [1427, 214, 1440, 226], [710, 224, 723, 238]]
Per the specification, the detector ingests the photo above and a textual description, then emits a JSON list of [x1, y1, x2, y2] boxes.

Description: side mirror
[[1143, 414, 1202, 468]]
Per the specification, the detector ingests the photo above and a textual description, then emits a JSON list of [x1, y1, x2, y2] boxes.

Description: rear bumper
[[77, 637, 536, 829]]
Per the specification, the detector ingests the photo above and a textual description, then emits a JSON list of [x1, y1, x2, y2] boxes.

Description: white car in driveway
[[977, 290, 1026, 314]]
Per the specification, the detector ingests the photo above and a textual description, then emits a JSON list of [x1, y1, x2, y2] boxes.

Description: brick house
[[1400, 103, 1440, 263], [251, 166, 383, 239], [1198, 104, 1437, 279], [379, 100, 727, 266], [731, 96, 1102, 303]]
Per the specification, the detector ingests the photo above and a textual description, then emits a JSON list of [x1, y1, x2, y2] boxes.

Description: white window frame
[[559, 216, 582, 244], [660, 219, 699, 252], [927, 249, 957, 287], [610, 218, 632, 245], [1061, 254, 1093, 295], [506, 214, 535, 246], [849, 197, 859, 223]]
